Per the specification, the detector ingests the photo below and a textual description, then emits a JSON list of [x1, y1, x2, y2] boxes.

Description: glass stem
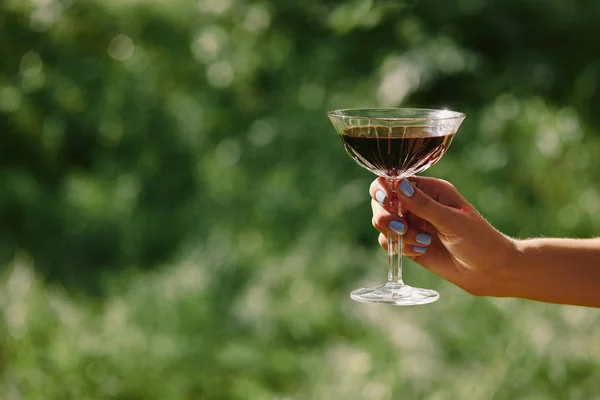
[[387, 178, 404, 285]]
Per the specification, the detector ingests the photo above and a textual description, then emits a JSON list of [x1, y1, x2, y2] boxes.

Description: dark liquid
[[341, 126, 454, 178]]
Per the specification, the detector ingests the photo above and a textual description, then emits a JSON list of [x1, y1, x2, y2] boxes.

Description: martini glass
[[327, 108, 465, 306]]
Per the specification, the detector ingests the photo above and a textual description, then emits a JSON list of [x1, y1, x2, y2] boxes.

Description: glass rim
[[327, 107, 466, 122]]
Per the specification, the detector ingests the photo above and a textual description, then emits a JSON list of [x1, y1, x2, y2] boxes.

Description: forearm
[[509, 238, 600, 307]]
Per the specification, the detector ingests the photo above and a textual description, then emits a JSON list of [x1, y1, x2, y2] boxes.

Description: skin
[[370, 176, 600, 308]]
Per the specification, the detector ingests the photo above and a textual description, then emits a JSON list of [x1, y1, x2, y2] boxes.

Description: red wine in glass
[[341, 126, 454, 178]]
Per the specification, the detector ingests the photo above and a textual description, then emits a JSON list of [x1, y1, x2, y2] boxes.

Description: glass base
[[350, 282, 439, 306]]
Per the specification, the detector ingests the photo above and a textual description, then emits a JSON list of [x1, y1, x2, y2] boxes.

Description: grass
[[1, 239, 599, 399]]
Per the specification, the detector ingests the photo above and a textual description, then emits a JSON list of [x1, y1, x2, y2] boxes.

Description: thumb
[[396, 179, 460, 230]]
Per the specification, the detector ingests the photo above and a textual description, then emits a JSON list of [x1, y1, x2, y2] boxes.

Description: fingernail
[[389, 220, 405, 234], [413, 246, 427, 254], [398, 179, 414, 197], [415, 232, 431, 245], [375, 190, 386, 205]]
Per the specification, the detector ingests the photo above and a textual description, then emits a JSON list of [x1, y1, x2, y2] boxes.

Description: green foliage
[[1, 0, 600, 398]]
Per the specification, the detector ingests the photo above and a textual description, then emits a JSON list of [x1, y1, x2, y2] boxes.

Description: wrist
[[495, 238, 532, 298], [489, 236, 526, 298]]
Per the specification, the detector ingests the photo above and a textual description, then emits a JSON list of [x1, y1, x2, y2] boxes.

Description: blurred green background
[[2, 0, 600, 398]]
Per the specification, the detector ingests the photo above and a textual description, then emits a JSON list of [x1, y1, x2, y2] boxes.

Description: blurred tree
[[2, 0, 600, 289]]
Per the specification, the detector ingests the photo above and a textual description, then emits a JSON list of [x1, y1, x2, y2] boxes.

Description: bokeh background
[[2, 0, 600, 398]]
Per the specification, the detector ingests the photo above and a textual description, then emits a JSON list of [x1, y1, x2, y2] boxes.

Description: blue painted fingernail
[[413, 246, 427, 254], [375, 190, 386, 205], [389, 220, 405, 234], [398, 179, 414, 197], [415, 232, 431, 245]]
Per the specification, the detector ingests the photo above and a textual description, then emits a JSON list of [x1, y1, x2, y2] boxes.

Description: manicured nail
[[389, 220, 405, 234], [415, 232, 431, 245], [398, 179, 414, 197], [413, 246, 427, 254], [375, 190, 386, 205]]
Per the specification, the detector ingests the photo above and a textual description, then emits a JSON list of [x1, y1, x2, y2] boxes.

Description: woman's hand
[[370, 176, 518, 297]]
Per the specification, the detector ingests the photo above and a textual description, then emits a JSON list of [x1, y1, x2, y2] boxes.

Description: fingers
[[408, 176, 468, 210], [369, 177, 392, 206], [404, 211, 431, 250], [381, 230, 473, 294], [373, 200, 434, 254], [378, 232, 388, 250], [370, 176, 469, 211], [370, 175, 471, 249], [371, 199, 407, 235], [396, 178, 463, 230], [377, 231, 436, 257]]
